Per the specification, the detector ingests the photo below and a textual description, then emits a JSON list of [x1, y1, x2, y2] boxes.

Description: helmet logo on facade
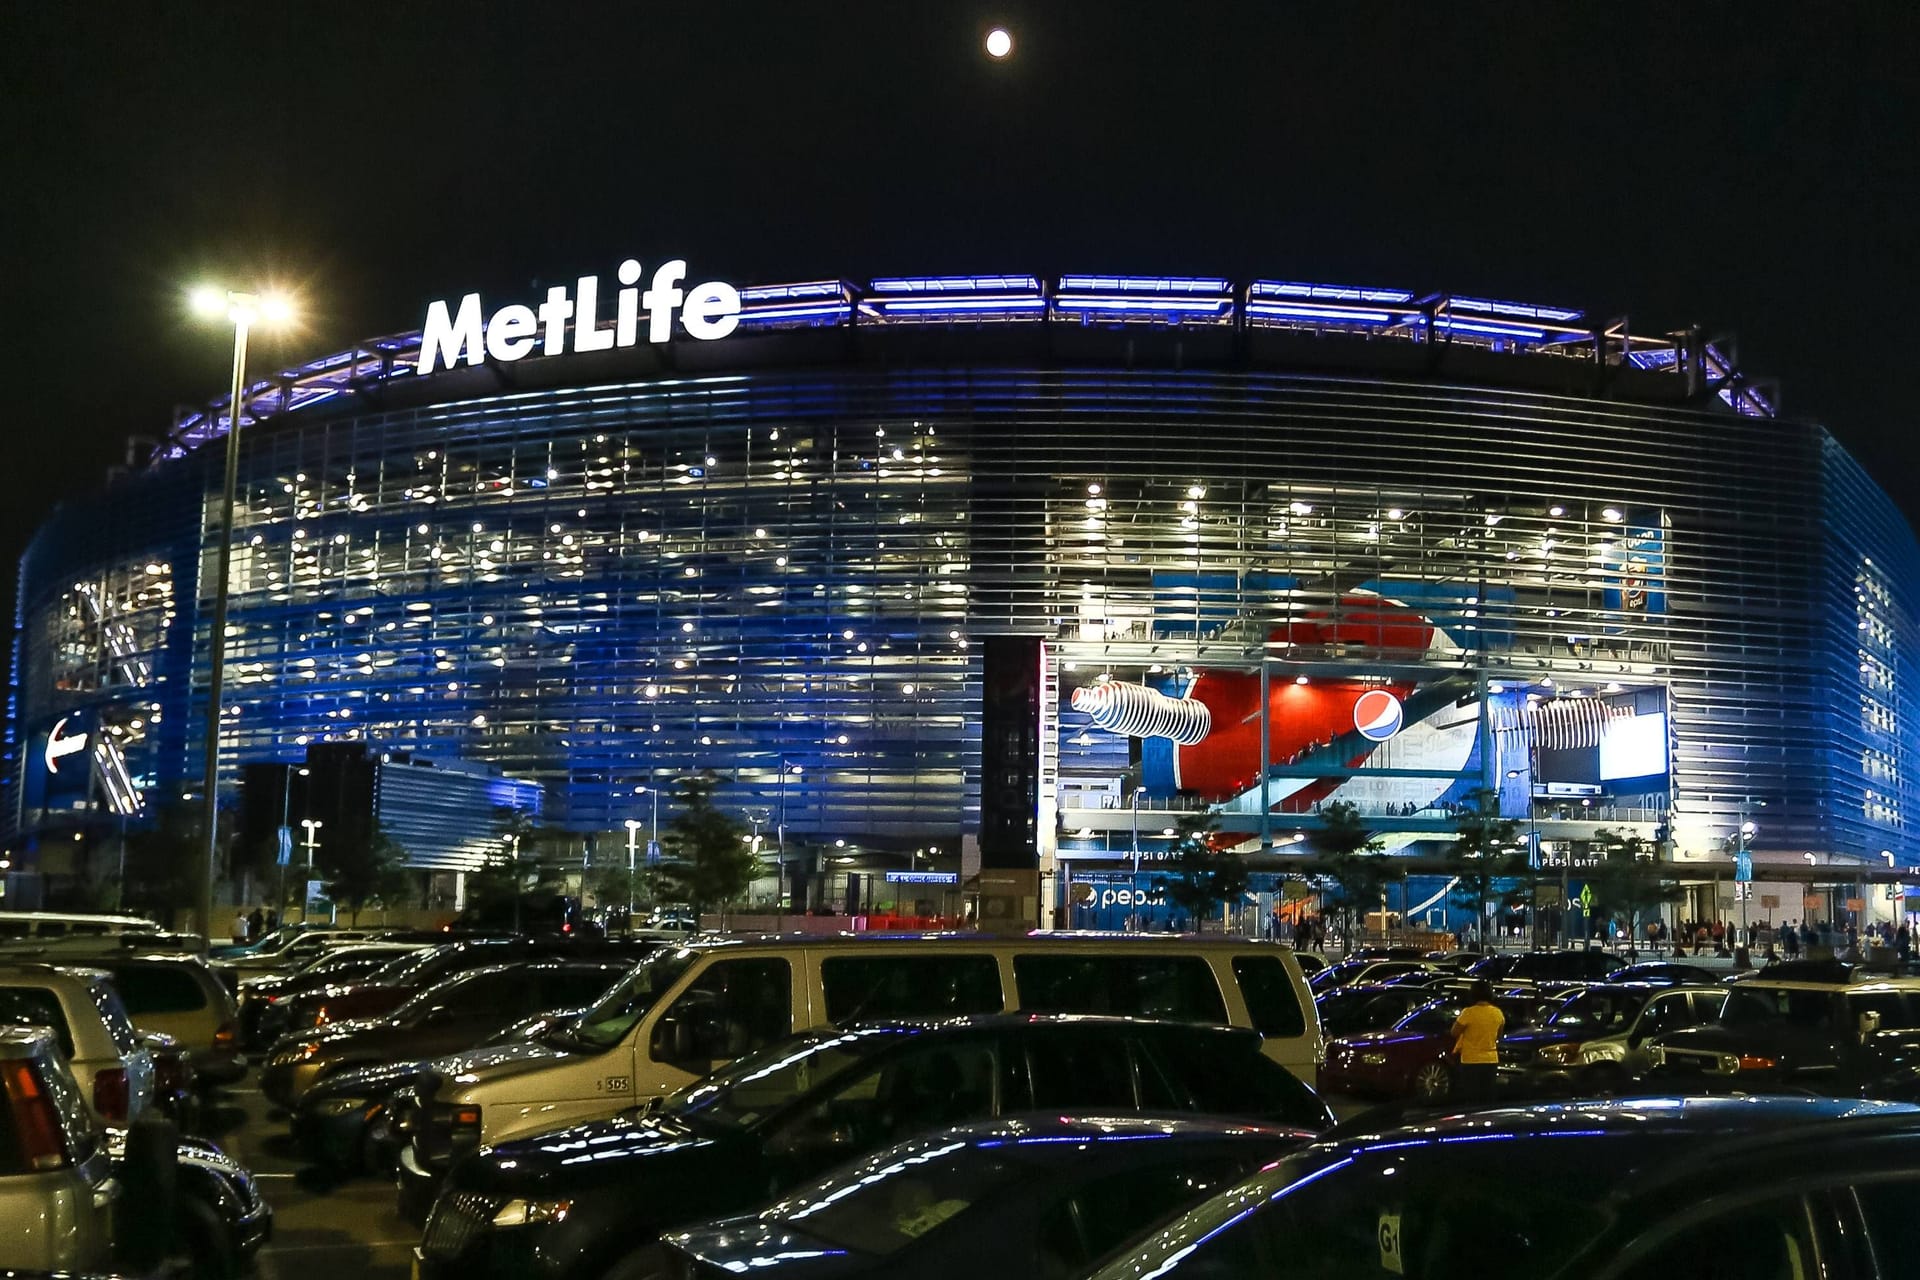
[[1354, 689, 1404, 742]]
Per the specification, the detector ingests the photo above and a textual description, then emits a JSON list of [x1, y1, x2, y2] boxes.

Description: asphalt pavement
[[202, 1074, 415, 1280]]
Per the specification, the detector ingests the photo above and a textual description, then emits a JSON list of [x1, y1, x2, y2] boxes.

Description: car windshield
[[663, 1025, 905, 1130], [1545, 990, 1650, 1034], [767, 1134, 1023, 1255], [571, 948, 698, 1050], [1395, 1001, 1464, 1034], [1309, 962, 1367, 992], [366, 944, 472, 987]]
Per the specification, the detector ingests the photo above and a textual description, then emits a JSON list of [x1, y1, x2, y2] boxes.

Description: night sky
[[6, 3, 1919, 583]]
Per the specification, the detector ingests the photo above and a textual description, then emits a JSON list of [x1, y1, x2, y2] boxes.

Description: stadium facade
[[10, 270, 1919, 925]]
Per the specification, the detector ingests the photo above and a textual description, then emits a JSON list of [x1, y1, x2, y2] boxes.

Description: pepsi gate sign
[[1353, 689, 1404, 742]]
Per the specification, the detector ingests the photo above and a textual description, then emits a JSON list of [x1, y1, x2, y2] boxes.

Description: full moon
[[985, 27, 1013, 59]]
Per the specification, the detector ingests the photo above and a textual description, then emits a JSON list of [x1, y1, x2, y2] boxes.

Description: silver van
[[396, 935, 1318, 1193], [0, 964, 155, 1127], [0, 1025, 118, 1271]]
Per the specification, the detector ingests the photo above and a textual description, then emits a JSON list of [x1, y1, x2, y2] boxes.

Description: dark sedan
[[294, 1007, 594, 1174], [238, 943, 430, 1048], [1321, 994, 1555, 1101], [1312, 984, 1440, 1039], [261, 960, 629, 1109], [648, 1115, 1310, 1280], [412, 1016, 1335, 1280], [278, 936, 656, 1035], [1084, 1097, 1920, 1279]]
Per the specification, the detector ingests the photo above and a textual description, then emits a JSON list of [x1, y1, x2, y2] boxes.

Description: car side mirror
[[1860, 1010, 1883, 1042], [649, 1015, 700, 1065]]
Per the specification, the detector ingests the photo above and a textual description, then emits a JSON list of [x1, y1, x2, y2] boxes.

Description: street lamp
[[624, 819, 643, 929], [190, 285, 295, 940], [297, 818, 323, 922], [276, 766, 309, 924]]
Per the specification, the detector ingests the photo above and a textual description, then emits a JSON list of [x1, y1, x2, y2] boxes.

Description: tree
[[1160, 811, 1249, 933], [657, 772, 758, 920], [320, 824, 409, 926], [1310, 800, 1392, 949], [1586, 828, 1678, 956], [1445, 788, 1528, 950]]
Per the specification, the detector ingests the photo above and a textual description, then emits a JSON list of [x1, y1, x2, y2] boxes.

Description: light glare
[[985, 27, 1012, 58]]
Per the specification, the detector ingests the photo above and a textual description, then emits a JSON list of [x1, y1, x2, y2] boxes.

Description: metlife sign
[[416, 259, 741, 375]]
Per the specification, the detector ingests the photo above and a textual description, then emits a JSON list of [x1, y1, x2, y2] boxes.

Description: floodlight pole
[[199, 308, 251, 941]]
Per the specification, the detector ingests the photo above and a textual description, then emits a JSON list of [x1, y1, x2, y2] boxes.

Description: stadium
[[10, 268, 1919, 931]]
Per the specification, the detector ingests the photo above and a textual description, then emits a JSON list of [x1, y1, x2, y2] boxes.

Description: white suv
[[0, 1025, 118, 1270], [0, 964, 154, 1127]]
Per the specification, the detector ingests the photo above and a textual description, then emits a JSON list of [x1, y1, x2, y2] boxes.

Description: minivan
[[396, 934, 1318, 1181]]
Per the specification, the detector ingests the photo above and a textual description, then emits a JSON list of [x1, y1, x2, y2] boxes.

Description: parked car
[[1612, 960, 1718, 985], [1313, 983, 1441, 1039], [1321, 993, 1555, 1101], [0, 1026, 119, 1271], [1307, 959, 1442, 994], [0, 963, 154, 1126], [1085, 1096, 1920, 1279], [104, 1125, 274, 1279], [277, 935, 656, 1036], [649, 1115, 1311, 1280], [209, 921, 336, 961], [1645, 977, 1920, 1094], [261, 960, 630, 1108], [293, 1006, 596, 1174], [215, 927, 423, 980], [0, 912, 165, 944], [394, 935, 1320, 1177], [65, 953, 244, 1087], [238, 942, 433, 1049], [1501, 983, 1730, 1095], [1467, 948, 1626, 985], [409, 1015, 1336, 1276]]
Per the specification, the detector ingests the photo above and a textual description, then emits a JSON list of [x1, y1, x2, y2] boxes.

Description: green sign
[[1579, 883, 1595, 912]]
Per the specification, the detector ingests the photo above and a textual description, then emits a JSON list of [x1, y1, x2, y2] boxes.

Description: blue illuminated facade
[[9, 273, 1918, 915]]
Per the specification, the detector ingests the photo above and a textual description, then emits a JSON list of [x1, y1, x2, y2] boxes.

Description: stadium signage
[[416, 259, 741, 374], [43, 716, 86, 773]]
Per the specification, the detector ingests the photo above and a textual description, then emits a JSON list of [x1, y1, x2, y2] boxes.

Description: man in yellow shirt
[[1450, 981, 1505, 1105]]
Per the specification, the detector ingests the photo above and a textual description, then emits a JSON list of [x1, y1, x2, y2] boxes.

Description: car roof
[[839, 1013, 1264, 1039], [653, 933, 1308, 952], [1328, 1096, 1920, 1147], [884, 1112, 1311, 1145], [1730, 977, 1920, 993]]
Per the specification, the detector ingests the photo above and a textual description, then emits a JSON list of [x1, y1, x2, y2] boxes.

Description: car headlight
[[1536, 1042, 1583, 1066], [1359, 1052, 1389, 1066], [1645, 1045, 1665, 1066], [271, 1043, 321, 1067], [309, 1096, 368, 1117], [492, 1199, 574, 1228]]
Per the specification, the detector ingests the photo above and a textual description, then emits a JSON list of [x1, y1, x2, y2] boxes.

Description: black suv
[[1644, 979, 1920, 1095], [1468, 948, 1626, 985], [412, 1015, 1335, 1280]]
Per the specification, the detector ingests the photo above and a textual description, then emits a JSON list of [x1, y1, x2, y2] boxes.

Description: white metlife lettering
[[416, 258, 741, 374]]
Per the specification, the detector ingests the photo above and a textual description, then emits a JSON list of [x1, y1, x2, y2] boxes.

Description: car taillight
[[214, 1022, 238, 1049], [93, 1067, 129, 1124], [452, 1105, 481, 1128], [312, 1006, 331, 1027], [0, 1060, 69, 1171], [1737, 1055, 1777, 1071]]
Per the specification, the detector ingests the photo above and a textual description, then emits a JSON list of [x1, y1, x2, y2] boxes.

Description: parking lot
[[206, 1079, 414, 1280]]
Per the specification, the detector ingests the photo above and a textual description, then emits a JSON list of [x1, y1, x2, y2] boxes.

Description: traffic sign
[[1578, 883, 1594, 912], [1734, 850, 1753, 883]]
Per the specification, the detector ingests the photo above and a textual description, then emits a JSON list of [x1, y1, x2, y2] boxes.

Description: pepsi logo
[[1353, 689, 1403, 742]]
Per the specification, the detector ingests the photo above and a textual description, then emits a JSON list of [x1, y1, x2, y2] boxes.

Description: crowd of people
[[228, 905, 282, 944]]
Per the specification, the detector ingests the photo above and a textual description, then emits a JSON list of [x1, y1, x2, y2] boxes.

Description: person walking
[[229, 908, 251, 945], [1450, 981, 1505, 1106], [246, 906, 264, 940]]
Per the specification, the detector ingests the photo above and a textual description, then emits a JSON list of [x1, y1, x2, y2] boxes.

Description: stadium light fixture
[[985, 27, 1012, 58], [188, 283, 298, 940]]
